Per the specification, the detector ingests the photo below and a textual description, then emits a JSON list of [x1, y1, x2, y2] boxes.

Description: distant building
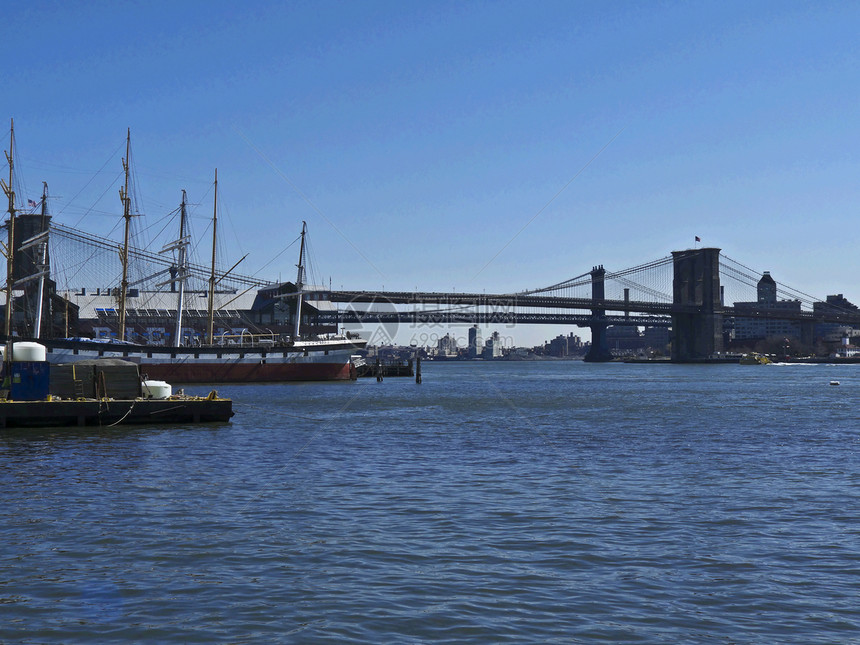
[[834, 336, 860, 357], [813, 294, 859, 341], [468, 325, 483, 358], [540, 333, 582, 358], [436, 333, 459, 357], [642, 326, 670, 350], [757, 270, 777, 303], [732, 271, 801, 342], [483, 331, 503, 359], [546, 334, 569, 357], [545, 332, 583, 357], [605, 325, 644, 352]]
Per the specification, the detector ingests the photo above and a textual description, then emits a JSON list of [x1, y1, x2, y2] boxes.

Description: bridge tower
[[584, 265, 613, 362], [671, 247, 724, 361]]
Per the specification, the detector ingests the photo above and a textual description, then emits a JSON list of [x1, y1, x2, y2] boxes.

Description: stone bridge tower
[[584, 265, 614, 362], [671, 247, 724, 361]]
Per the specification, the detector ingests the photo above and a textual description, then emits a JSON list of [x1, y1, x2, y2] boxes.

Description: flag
[[28, 199, 38, 207], [695, 236, 701, 242]]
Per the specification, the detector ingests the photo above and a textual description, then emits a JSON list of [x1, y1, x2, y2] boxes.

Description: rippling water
[[2, 361, 859, 643]]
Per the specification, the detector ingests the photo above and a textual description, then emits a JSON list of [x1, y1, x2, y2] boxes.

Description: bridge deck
[[316, 291, 860, 325]]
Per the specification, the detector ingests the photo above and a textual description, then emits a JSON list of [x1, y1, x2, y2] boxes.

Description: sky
[[3, 0, 859, 347]]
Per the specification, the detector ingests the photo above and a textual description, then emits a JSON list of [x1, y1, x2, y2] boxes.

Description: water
[[2, 361, 859, 643]]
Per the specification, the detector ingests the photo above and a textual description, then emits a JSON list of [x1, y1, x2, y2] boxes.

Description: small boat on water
[[739, 353, 772, 365]]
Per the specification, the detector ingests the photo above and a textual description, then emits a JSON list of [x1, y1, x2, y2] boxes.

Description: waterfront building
[[56, 281, 336, 346], [834, 336, 860, 357], [732, 271, 801, 342], [65, 288, 260, 345], [813, 294, 859, 341]]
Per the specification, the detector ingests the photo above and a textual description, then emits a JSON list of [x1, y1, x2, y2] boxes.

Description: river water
[[2, 360, 859, 643]]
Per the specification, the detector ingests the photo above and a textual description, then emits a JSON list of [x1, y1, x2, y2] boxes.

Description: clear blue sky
[[3, 1, 859, 347]]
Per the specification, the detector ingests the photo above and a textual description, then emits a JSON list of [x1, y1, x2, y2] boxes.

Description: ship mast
[[173, 191, 188, 347], [14, 183, 51, 339], [293, 221, 306, 340], [33, 181, 49, 338], [207, 169, 217, 345], [2, 119, 16, 338], [117, 129, 132, 342]]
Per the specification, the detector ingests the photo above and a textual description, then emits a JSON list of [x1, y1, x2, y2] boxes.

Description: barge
[[0, 343, 233, 428], [0, 395, 233, 428]]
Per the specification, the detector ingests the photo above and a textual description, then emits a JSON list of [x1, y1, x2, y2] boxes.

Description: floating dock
[[357, 358, 415, 378], [0, 395, 233, 428]]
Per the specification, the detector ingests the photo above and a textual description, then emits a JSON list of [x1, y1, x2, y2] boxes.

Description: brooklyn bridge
[[311, 247, 860, 362]]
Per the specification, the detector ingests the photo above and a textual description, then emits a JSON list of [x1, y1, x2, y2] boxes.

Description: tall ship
[[1, 125, 365, 383]]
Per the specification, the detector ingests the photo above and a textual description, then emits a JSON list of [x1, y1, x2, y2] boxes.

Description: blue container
[[10, 361, 50, 401]]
